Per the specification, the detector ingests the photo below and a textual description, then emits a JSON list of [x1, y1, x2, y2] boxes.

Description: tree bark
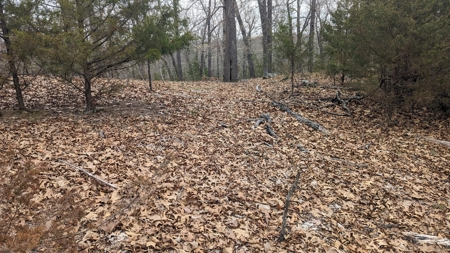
[[287, 0, 295, 91], [207, 0, 212, 77], [84, 75, 94, 111], [234, 0, 255, 78], [147, 59, 152, 91], [317, 12, 326, 68], [173, 0, 183, 81], [267, 0, 273, 73], [296, 0, 302, 72], [162, 57, 173, 80], [308, 0, 316, 73], [257, 0, 269, 74], [170, 53, 178, 81], [0, 1, 25, 110], [176, 50, 183, 81], [223, 0, 238, 82]]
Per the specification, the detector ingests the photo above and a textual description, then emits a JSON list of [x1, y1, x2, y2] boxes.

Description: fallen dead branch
[[334, 90, 351, 115], [403, 232, 450, 247], [273, 101, 330, 134], [278, 170, 301, 242], [59, 159, 118, 189], [256, 84, 329, 134], [266, 125, 278, 138], [420, 136, 450, 148], [313, 92, 365, 102]]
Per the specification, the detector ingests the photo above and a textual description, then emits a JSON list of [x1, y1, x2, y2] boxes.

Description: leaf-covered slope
[[0, 78, 449, 252]]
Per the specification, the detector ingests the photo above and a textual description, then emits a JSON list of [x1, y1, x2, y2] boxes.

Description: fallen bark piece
[[272, 101, 330, 134], [59, 159, 118, 189], [403, 232, 450, 247]]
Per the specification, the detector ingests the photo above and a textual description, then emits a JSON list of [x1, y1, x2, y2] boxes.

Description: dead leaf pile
[[0, 77, 449, 252]]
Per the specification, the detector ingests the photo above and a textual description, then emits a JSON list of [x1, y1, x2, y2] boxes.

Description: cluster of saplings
[[321, 0, 450, 114]]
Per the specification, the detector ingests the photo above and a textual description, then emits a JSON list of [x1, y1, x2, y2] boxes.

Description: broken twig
[[59, 159, 118, 189]]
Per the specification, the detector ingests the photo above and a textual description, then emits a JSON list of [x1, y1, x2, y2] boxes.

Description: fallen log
[[272, 101, 330, 134]]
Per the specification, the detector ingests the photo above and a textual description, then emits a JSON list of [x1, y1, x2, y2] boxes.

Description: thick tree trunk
[[207, 0, 212, 77], [287, 0, 295, 91], [84, 76, 94, 111], [257, 0, 269, 74], [216, 41, 221, 79], [176, 50, 183, 81], [267, 0, 273, 73], [223, 0, 238, 82], [173, 0, 183, 81], [296, 0, 302, 72], [308, 0, 316, 73], [170, 53, 178, 81], [199, 26, 207, 78], [0, 1, 25, 110]]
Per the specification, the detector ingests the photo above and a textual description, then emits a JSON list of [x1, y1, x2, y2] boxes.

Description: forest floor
[[0, 76, 449, 252]]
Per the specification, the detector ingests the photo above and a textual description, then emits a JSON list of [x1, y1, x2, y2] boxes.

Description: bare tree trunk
[[147, 59, 152, 91], [235, 0, 255, 78], [200, 29, 206, 78], [0, 1, 25, 110], [84, 75, 94, 111], [173, 0, 183, 81], [317, 12, 327, 68], [216, 41, 221, 79], [267, 0, 273, 73], [207, 0, 212, 77], [257, 0, 269, 74], [308, 0, 316, 73], [162, 57, 173, 80], [287, 0, 295, 91], [176, 50, 183, 81], [170, 53, 178, 81], [223, 0, 238, 82], [296, 0, 303, 72]]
